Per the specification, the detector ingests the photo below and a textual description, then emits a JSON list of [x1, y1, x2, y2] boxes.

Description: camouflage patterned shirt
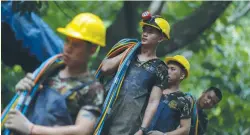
[[45, 70, 104, 120], [149, 91, 194, 132]]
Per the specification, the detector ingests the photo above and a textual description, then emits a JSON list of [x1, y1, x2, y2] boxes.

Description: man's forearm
[[140, 86, 162, 130], [166, 126, 190, 135], [32, 125, 76, 135], [140, 101, 159, 129], [101, 51, 126, 74], [31, 124, 92, 135]]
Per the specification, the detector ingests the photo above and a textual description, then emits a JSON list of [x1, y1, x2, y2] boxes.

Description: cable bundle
[[1, 54, 63, 135], [94, 39, 141, 135]]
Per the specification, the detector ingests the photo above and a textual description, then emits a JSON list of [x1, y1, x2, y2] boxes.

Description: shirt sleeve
[[80, 81, 104, 117], [180, 95, 194, 119], [154, 61, 168, 89]]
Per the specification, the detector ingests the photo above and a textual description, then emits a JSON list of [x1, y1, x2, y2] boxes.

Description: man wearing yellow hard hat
[[100, 11, 169, 135], [147, 55, 194, 135], [5, 13, 106, 135]]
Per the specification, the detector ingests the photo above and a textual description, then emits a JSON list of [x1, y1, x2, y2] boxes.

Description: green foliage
[[2, 1, 249, 134], [42, 1, 123, 33], [163, 1, 202, 22], [1, 63, 25, 92], [1, 63, 25, 108], [11, 1, 48, 15], [163, 1, 250, 134]]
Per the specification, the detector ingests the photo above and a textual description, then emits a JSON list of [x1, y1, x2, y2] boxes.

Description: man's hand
[[101, 50, 127, 75], [147, 130, 164, 135], [134, 129, 143, 135], [15, 73, 43, 92], [5, 109, 33, 135]]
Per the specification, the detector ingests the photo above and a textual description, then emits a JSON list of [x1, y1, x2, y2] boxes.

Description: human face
[[63, 37, 92, 68], [199, 90, 220, 109], [167, 63, 185, 84], [141, 25, 163, 46]]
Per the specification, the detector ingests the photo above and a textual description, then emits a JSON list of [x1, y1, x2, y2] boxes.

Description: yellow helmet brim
[[140, 21, 170, 40], [57, 28, 105, 47]]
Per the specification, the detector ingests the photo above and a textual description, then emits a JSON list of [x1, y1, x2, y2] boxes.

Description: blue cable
[[21, 84, 40, 114], [98, 42, 141, 131], [1, 93, 19, 122], [3, 55, 61, 135], [22, 57, 62, 114], [97, 39, 139, 110], [4, 91, 28, 135], [95, 39, 141, 134], [97, 42, 140, 134]]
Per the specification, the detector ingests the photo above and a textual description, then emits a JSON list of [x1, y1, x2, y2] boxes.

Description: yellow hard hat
[[165, 55, 190, 78], [57, 13, 106, 47], [139, 11, 170, 40]]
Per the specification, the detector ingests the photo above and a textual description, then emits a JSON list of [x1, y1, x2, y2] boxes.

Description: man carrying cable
[[5, 13, 106, 135], [98, 11, 170, 135]]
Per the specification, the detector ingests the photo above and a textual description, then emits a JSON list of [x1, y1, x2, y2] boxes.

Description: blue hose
[[3, 55, 61, 135], [1, 93, 19, 122], [95, 39, 141, 134]]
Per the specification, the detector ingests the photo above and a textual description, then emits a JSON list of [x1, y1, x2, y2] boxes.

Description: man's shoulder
[[182, 92, 196, 105], [75, 71, 104, 95], [184, 93, 196, 102], [166, 91, 193, 104], [154, 59, 168, 74], [174, 91, 193, 98], [77, 70, 97, 82], [168, 92, 194, 110], [155, 59, 167, 67]]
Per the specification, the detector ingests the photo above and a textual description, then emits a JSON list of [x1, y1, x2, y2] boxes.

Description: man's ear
[[180, 72, 185, 80], [90, 46, 97, 55], [158, 39, 164, 43], [158, 36, 165, 43], [158, 33, 166, 43], [180, 72, 186, 80]]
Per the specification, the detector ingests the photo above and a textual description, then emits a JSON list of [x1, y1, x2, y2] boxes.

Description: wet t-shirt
[[102, 56, 168, 135]]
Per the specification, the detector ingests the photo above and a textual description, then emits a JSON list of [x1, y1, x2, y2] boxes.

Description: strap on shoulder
[[63, 81, 95, 98]]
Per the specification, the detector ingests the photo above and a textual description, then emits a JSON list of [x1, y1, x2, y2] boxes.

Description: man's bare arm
[[101, 51, 126, 75], [140, 86, 162, 130], [31, 109, 97, 135], [165, 118, 191, 135]]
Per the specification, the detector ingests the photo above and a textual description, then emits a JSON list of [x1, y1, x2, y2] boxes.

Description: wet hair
[[167, 61, 187, 78], [205, 86, 223, 101]]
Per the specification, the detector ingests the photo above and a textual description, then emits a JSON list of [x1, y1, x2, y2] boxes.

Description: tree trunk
[[157, 1, 232, 57], [94, 1, 151, 68]]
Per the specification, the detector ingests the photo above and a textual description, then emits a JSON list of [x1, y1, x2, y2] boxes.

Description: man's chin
[[168, 79, 173, 83], [141, 41, 147, 45]]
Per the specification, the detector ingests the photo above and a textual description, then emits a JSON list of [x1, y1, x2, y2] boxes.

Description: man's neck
[[168, 84, 180, 91], [140, 45, 157, 58], [163, 83, 180, 94], [196, 98, 202, 110], [61, 64, 88, 78]]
